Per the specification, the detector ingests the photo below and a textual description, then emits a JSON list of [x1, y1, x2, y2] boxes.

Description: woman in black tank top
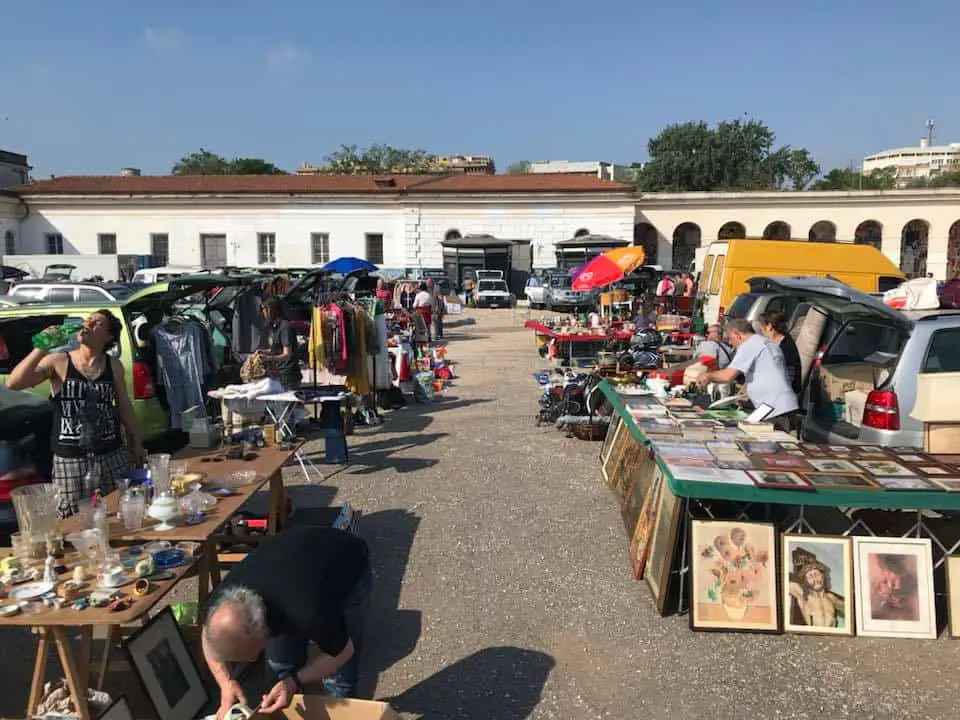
[[7, 310, 143, 517]]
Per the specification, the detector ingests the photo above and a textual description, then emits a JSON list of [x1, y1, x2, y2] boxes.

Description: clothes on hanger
[[151, 318, 214, 428], [232, 289, 265, 357]]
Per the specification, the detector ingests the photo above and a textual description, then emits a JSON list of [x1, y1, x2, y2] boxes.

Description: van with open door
[[751, 276, 960, 449], [699, 240, 904, 325]]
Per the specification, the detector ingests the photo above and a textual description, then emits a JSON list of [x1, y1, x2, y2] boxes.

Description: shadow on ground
[[386, 646, 555, 720]]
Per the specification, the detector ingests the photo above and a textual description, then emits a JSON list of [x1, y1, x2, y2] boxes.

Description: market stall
[[598, 381, 960, 638]]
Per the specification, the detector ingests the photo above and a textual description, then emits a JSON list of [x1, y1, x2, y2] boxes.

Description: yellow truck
[[698, 239, 905, 324]]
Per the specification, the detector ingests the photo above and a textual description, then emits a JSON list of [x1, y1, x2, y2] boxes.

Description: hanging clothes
[[232, 290, 265, 357], [345, 305, 370, 396], [308, 304, 326, 373], [151, 319, 213, 428]]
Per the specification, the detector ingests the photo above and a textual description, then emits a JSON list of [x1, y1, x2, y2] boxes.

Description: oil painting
[[781, 535, 853, 636], [852, 537, 936, 639], [690, 520, 778, 632]]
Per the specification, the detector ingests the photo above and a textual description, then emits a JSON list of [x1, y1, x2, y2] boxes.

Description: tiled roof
[[17, 172, 632, 196]]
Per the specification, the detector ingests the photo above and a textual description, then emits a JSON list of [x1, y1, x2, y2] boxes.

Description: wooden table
[[0, 550, 192, 720]]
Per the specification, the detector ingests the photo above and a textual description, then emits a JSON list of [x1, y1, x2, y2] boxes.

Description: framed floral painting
[[781, 535, 853, 636], [689, 520, 779, 632], [852, 537, 936, 639]]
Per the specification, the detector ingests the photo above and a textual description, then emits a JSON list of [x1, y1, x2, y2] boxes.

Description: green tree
[[172, 149, 286, 175], [810, 166, 896, 190], [172, 149, 231, 175], [637, 119, 817, 192], [324, 144, 436, 174], [506, 160, 531, 174], [925, 170, 960, 188]]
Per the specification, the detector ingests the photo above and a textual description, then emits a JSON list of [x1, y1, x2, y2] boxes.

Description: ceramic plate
[[9, 581, 55, 600]]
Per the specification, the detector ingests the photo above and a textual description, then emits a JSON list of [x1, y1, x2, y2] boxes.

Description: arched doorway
[[762, 221, 791, 240], [949, 221, 960, 280], [854, 220, 882, 249], [573, 228, 590, 238], [718, 221, 746, 240], [900, 219, 930, 277], [808, 221, 837, 242], [672, 223, 701, 270], [633, 222, 658, 265], [444, 229, 462, 242]]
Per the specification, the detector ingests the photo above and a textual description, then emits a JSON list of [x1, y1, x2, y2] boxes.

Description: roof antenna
[[926, 119, 936, 147]]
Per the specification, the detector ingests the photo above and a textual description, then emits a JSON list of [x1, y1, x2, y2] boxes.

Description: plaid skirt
[[53, 447, 134, 519]]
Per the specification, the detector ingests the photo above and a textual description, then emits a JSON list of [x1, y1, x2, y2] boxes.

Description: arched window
[[444, 229, 462, 242]]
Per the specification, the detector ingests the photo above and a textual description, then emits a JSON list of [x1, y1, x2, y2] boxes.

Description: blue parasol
[[322, 257, 378, 274]]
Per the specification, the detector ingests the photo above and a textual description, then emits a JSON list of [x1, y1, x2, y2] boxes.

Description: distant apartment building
[[297, 153, 495, 176], [529, 160, 614, 180], [863, 138, 960, 187], [0, 150, 31, 189]]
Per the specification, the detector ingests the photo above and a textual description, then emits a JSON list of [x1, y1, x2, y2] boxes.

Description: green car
[[0, 274, 250, 450]]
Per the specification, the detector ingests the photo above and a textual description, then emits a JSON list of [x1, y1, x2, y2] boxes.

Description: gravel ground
[[3, 308, 960, 718]]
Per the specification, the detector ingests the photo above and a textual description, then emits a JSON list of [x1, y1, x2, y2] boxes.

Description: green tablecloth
[[599, 380, 960, 512]]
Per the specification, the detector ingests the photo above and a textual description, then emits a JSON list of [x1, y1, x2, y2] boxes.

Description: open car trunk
[[748, 277, 913, 443]]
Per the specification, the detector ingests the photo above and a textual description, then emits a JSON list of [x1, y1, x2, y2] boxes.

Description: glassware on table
[[147, 453, 171, 496], [168, 462, 189, 496], [10, 484, 59, 544], [119, 488, 146, 531], [65, 528, 106, 572]]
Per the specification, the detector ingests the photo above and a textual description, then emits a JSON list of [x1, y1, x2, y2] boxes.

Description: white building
[[12, 173, 636, 276], [528, 160, 616, 180], [863, 138, 960, 187], [0, 150, 31, 190], [0, 191, 24, 259]]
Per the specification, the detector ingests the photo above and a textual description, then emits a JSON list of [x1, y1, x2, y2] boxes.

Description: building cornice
[[638, 188, 960, 209]]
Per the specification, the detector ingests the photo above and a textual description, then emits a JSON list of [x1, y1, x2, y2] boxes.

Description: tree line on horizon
[[170, 120, 960, 192]]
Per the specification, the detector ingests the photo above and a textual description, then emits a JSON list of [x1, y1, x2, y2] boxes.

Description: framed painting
[[930, 477, 960, 492], [914, 465, 951, 476], [616, 438, 651, 517], [806, 458, 862, 474], [689, 520, 779, 633], [601, 420, 628, 488], [751, 454, 814, 472], [872, 475, 937, 491], [628, 468, 665, 580], [124, 607, 210, 720], [645, 477, 683, 615], [600, 412, 622, 465], [781, 535, 853, 636], [855, 460, 916, 477], [852, 537, 936, 639], [748, 470, 813, 490], [801, 472, 879, 490], [946, 556, 960, 637]]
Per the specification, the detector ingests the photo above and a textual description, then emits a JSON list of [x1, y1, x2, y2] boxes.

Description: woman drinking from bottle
[[7, 310, 145, 517]]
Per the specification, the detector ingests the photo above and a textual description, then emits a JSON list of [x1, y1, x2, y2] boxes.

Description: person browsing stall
[[6, 310, 144, 517], [426, 278, 446, 341], [412, 282, 434, 340], [693, 323, 733, 369], [695, 318, 798, 428], [758, 310, 802, 396], [261, 297, 301, 391], [202, 526, 372, 718]]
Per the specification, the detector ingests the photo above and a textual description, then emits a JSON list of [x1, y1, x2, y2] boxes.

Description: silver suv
[[753, 276, 960, 449], [544, 274, 593, 312], [7, 282, 135, 304]]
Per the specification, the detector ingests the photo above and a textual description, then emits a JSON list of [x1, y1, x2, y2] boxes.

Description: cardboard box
[[253, 695, 401, 720], [924, 423, 960, 454], [820, 364, 878, 400], [912, 372, 960, 422]]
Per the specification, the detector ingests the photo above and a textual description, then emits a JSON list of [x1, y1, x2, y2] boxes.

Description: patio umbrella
[[571, 246, 646, 291], [568, 265, 584, 280], [322, 257, 378, 274]]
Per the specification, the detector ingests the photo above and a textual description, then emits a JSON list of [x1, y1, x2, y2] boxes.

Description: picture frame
[[124, 607, 210, 720], [852, 537, 936, 639], [806, 458, 862, 474], [781, 535, 854, 636], [689, 520, 779, 633], [801, 472, 879, 490], [738, 440, 782, 456], [645, 478, 683, 615], [752, 454, 814, 472], [628, 468, 665, 580], [896, 453, 931, 464], [601, 420, 628, 488], [930, 477, 960, 492], [914, 465, 951, 476], [599, 412, 622, 465], [856, 460, 916, 477], [872, 475, 938, 491], [98, 695, 135, 720], [946, 556, 960, 637], [748, 470, 814, 490]]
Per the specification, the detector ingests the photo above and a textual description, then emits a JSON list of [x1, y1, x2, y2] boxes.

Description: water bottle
[[32, 322, 83, 350]]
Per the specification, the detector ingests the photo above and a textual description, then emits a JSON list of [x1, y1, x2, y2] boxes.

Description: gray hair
[[725, 318, 754, 335], [203, 585, 269, 660]]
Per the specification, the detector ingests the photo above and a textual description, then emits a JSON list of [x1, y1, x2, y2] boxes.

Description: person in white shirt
[[426, 279, 446, 341], [412, 283, 434, 341], [695, 318, 799, 429], [693, 323, 733, 369]]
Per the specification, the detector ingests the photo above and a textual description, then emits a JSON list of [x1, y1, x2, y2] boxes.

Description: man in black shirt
[[202, 526, 372, 717]]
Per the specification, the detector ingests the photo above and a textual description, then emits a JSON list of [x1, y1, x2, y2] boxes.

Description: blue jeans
[[266, 568, 372, 698]]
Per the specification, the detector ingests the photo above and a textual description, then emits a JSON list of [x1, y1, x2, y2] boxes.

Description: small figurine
[[72, 566, 86, 583], [43, 555, 57, 584]]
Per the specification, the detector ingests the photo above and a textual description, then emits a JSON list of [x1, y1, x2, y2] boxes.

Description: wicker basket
[[570, 422, 607, 441]]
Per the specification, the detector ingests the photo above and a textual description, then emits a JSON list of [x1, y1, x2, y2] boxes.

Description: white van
[[131, 266, 202, 284]]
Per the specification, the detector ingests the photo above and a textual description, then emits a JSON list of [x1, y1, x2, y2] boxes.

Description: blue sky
[[1, 0, 957, 177]]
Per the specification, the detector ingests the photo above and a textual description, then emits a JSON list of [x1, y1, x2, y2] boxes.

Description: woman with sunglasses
[[8, 310, 145, 517]]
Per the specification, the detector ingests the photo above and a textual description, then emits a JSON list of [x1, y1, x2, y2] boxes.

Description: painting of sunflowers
[[690, 520, 779, 632]]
